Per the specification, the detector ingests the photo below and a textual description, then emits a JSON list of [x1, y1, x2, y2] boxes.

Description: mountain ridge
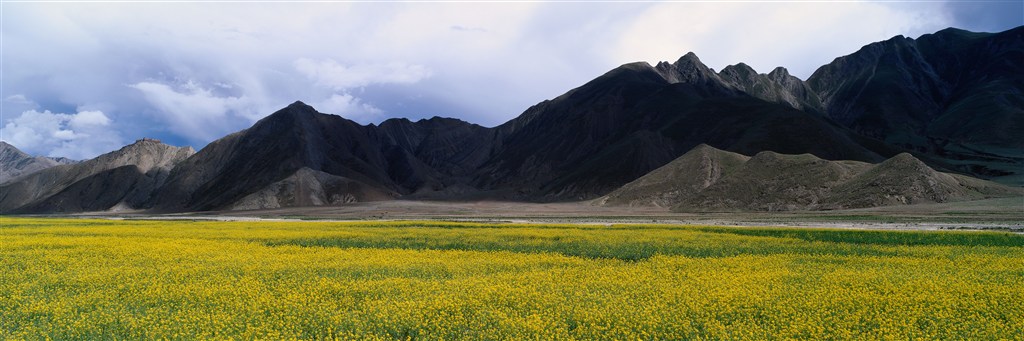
[[1, 26, 1020, 213], [0, 138, 194, 213], [0, 142, 77, 184]]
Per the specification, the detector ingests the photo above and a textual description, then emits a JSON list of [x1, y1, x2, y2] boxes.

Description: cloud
[[294, 58, 432, 90], [0, 109, 123, 159], [70, 110, 111, 127], [450, 25, 488, 33], [4, 94, 33, 105], [315, 93, 385, 124], [129, 81, 265, 143]]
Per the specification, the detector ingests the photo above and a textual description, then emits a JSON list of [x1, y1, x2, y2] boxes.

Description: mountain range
[[1, 26, 1021, 214], [0, 142, 76, 185]]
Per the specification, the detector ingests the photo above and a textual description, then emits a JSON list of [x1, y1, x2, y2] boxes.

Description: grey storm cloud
[[1, 1, 1018, 159]]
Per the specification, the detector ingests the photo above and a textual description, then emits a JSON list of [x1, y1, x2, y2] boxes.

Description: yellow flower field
[[1, 218, 1022, 339]]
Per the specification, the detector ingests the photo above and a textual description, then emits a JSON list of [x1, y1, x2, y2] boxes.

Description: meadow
[[1, 218, 1023, 339]]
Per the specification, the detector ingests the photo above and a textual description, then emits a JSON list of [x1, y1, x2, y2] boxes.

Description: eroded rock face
[[598, 144, 749, 207]]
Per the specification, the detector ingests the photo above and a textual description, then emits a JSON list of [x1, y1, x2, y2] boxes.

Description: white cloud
[[294, 58, 432, 90], [69, 110, 111, 128], [4, 94, 33, 104], [0, 109, 123, 159], [315, 93, 385, 124], [129, 81, 267, 143]]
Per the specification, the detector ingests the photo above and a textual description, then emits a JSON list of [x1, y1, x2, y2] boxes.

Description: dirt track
[[75, 197, 1024, 232]]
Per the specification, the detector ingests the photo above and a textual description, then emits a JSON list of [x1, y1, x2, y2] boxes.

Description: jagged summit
[[288, 100, 313, 109], [675, 51, 702, 64], [767, 67, 792, 80], [654, 51, 720, 85], [259, 101, 321, 122], [720, 63, 757, 77]]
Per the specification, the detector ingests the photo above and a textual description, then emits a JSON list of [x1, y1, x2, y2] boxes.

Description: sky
[[2, 1, 1021, 159]]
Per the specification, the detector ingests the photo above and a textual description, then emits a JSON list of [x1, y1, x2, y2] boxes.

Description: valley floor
[[77, 196, 1024, 232]]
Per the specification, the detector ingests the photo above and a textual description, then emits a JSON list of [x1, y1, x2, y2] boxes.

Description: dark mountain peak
[[287, 100, 313, 110], [250, 101, 327, 134], [619, 61, 655, 70], [418, 116, 467, 125], [653, 52, 719, 85], [672, 52, 712, 71], [378, 117, 413, 127], [936, 27, 970, 34], [767, 67, 791, 79], [880, 34, 919, 50], [720, 63, 757, 77], [268, 100, 321, 120], [931, 27, 988, 38], [381, 116, 479, 131], [597, 61, 667, 85], [675, 51, 702, 65]]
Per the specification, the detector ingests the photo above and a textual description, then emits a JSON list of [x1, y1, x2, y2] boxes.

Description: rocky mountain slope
[[0, 139, 194, 213], [0, 142, 76, 184], [472, 53, 891, 200], [595, 144, 750, 207], [807, 27, 1024, 184], [600, 145, 1020, 211], [149, 102, 496, 211]]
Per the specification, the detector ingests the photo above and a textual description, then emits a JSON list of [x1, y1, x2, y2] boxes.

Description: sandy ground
[[74, 197, 1024, 232]]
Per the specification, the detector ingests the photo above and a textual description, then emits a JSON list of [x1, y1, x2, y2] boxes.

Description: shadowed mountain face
[[0, 142, 76, 184], [808, 27, 1024, 184], [472, 53, 893, 200], [1, 26, 1019, 213], [150, 102, 499, 211]]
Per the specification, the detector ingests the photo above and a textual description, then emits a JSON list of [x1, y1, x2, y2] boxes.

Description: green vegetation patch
[[693, 225, 1024, 247]]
